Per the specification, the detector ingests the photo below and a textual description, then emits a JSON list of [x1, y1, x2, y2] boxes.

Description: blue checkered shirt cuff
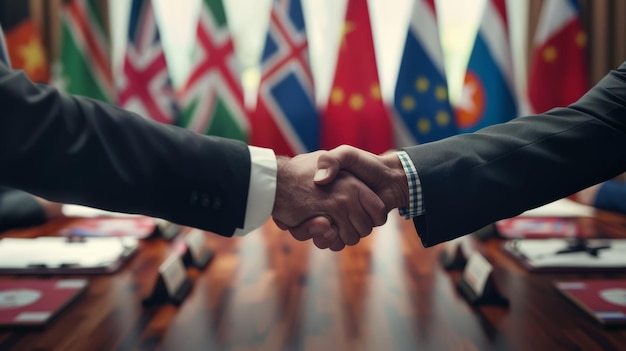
[[396, 151, 424, 219]]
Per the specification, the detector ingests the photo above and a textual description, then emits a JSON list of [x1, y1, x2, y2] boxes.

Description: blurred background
[[1, 0, 625, 155]]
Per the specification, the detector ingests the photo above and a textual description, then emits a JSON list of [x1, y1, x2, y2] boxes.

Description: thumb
[[315, 145, 383, 187], [314, 154, 341, 185], [315, 145, 368, 185]]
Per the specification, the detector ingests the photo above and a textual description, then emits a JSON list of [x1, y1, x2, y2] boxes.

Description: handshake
[[271, 145, 410, 251]]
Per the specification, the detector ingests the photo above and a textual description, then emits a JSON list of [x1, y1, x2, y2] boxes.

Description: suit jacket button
[[212, 197, 222, 210], [189, 191, 199, 205], [201, 194, 211, 207]]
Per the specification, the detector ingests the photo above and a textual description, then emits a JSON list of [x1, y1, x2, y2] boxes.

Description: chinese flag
[[321, 0, 392, 154], [528, 0, 589, 113], [0, 0, 49, 83]]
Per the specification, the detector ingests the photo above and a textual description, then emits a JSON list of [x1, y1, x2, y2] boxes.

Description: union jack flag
[[117, 0, 177, 124], [252, 0, 318, 156]]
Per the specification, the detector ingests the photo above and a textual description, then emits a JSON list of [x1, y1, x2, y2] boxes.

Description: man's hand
[[315, 145, 409, 210], [283, 145, 410, 247], [271, 151, 388, 250]]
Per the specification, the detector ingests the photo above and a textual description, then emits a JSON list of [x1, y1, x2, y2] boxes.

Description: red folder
[[0, 279, 87, 327], [495, 217, 583, 238], [555, 280, 626, 326]]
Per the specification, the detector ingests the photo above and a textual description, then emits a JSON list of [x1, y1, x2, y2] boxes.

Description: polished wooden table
[[1, 210, 626, 351]]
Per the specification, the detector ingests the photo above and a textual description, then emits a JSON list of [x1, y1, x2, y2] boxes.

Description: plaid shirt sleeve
[[396, 151, 424, 219]]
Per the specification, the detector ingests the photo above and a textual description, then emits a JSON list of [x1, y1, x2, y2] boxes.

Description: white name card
[[158, 254, 187, 297], [185, 229, 205, 265], [462, 252, 493, 296]]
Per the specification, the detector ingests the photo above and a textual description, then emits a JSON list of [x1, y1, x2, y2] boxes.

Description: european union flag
[[393, 0, 455, 146]]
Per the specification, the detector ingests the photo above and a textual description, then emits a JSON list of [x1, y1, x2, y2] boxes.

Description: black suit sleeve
[[0, 188, 45, 232], [404, 61, 626, 247], [0, 63, 252, 237]]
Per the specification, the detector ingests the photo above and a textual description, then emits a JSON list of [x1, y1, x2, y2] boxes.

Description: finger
[[348, 201, 374, 238], [329, 236, 346, 251], [312, 230, 337, 249], [336, 214, 361, 246], [330, 190, 361, 246], [315, 145, 376, 185], [330, 173, 379, 242], [284, 216, 332, 242], [311, 223, 339, 250], [273, 218, 289, 231], [358, 185, 388, 227]]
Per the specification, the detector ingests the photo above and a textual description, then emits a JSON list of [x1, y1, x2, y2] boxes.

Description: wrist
[[272, 156, 291, 218], [381, 153, 410, 209]]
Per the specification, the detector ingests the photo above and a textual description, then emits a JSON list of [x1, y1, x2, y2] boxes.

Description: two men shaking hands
[[4, 61, 626, 250], [271, 146, 409, 251]]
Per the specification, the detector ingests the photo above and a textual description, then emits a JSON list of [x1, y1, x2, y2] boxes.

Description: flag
[[455, 0, 517, 133], [117, 0, 178, 124], [251, 0, 319, 156], [528, 0, 589, 113], [0, 0, 49, 82], [53, 0, 113, 102], [321, 0, 392, 155], [0, 22, 8, 66], [178, 0, 248, 141], [393, 0, 456, 146]]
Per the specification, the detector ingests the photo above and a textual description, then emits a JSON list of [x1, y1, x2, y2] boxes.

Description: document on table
[[0, 237, 138, 274], [503, 238, 626, 272]]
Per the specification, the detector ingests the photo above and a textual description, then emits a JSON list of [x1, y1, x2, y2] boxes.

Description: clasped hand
[[271, 146, 409, 251]]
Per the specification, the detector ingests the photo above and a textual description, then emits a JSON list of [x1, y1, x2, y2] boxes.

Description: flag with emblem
[[252, 0, 318, 156], [528, 0, 589, 113], [0, 22, 8, 66], [117, 0, 178, 124], [321, 0, 392, 154], [53, 0, 113, 102], [178, 0, 248, 141], [393, 0, 455, 146], [455, 0, 517, 133], [0, 0, 49, 82]]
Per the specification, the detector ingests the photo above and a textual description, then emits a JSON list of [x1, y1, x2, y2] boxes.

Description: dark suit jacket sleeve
[[0, 63, 252, 237], [404, 61, 626, 247], [0, 188, 45, 232]]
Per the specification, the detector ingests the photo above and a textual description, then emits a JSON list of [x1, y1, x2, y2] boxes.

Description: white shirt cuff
[[233, 146, 277, 236]]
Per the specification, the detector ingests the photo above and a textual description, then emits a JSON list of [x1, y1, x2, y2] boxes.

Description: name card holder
[[143, 253, 192, 306], [471, 223, 498, 241], [154, 220, 182, 241], [182, 229, 213, 269], [439, 238, 468, 270], [456, 252, 508, 306]]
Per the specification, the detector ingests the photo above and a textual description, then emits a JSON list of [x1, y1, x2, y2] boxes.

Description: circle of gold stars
[[416, 77, 429, 93]]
